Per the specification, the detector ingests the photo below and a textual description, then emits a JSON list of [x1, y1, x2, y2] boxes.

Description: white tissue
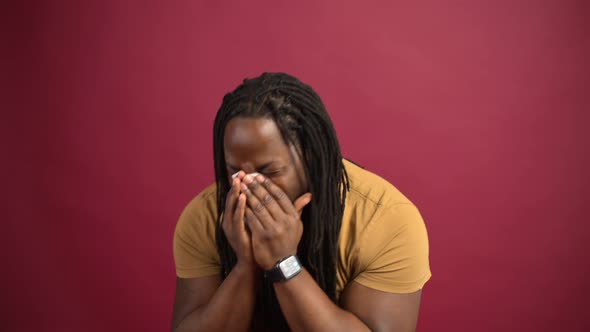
[[232, 171, 260, 179]]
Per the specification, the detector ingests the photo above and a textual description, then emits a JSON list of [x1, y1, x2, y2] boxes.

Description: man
[[171, 72, 431, 331]]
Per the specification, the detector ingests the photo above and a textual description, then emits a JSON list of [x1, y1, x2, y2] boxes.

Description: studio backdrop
[[5, 0, 588, 331]]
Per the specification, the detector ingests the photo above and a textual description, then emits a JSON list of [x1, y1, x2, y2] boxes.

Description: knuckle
[[262, 178, 273, 188], [262, 194, 274, 205], [282, 218, 291, 228], [274, 190, 287, 201], [275, 224, 285, 234], [253, 202, 265, 213], [267, 226, 278, 237], [286, 217, 298, 228], [249, 181, 260, 191]]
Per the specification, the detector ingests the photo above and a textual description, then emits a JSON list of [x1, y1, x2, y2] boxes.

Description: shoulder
[[340, 160, 430, 293], [173, 183, 221, 278], [341, 159, 425, 253], [343, 159, 415, 210], [174, 183, 218, 246], [342, 158, 426, 242], [181, 183, 218, 218]]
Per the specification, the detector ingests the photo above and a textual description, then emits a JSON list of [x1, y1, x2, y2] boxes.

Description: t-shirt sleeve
[[173, 188, 221, 278], [354, 203, 431, 294]]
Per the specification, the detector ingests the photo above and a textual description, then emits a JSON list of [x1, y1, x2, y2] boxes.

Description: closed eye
[[261, 169, 283, 177]]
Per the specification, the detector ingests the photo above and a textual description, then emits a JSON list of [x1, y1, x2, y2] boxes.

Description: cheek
[[271, 178, 297, 202], [272, 170, 306, 202]]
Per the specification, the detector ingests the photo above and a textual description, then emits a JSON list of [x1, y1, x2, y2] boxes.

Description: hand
[[240, 174, 312, 270], [222, 174, 255, 266]]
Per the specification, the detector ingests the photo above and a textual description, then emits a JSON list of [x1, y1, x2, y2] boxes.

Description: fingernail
[[240, 183, 248, 191], [243, 174, 253, 184], [256, 174, 265, 182]]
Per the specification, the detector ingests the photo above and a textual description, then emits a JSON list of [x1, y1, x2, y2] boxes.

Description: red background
[[4, 0, 589, 331]]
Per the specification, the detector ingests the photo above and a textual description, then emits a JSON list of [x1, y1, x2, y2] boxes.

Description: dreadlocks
[[212, 72, 349, 330]]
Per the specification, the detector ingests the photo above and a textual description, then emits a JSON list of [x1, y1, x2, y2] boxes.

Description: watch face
[[279, 256, 301, 279]]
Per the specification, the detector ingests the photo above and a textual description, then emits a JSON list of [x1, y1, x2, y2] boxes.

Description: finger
[[224, 178, 240, 218], [255, 174, 296, 215], [241, 182, 274, 229], [233, 193, 246, 228], [293, 193, 312, 217], [235, 170, 246, 181], [243, 174, 284, 220], [245, 207, 264, 233]]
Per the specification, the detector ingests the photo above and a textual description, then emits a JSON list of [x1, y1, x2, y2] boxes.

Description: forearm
[[175, 263, 258, 332], [274, 269, 371, 332]]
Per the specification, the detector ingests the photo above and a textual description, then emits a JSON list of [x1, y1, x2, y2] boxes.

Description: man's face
[[223, 116, 308, 202]]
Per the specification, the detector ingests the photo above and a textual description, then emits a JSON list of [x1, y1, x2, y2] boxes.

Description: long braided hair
[[213, 72, 349, 330]]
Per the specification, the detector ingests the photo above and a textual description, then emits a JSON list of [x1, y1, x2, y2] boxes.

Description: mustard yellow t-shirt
[[173, 159, 431, 297]]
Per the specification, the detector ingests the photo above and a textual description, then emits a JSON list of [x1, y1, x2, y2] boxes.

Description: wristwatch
[[265, 255, 302, 283]]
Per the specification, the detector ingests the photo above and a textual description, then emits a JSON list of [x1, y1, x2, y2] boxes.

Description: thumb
[[293, 193, 312, 216]]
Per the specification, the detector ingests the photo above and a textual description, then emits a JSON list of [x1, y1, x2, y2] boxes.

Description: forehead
[[223, 117, 290, 165]]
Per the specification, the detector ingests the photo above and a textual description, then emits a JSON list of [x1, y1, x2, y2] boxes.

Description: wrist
[[234, 260, 260, 277], [265, 255, 302, 283], [261, 250, 298, 271]]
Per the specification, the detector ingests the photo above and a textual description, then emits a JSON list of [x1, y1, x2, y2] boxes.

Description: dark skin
[[171, 117, 422, 332]]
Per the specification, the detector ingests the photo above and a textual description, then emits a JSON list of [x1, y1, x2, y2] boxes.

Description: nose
[[240, 162, 255, 174]]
